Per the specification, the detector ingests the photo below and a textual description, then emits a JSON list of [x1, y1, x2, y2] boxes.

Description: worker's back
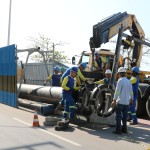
[[115, 77, 133, 105]]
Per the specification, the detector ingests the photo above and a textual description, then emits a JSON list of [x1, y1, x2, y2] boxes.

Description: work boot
[[129, 121, 138, 125], [62, 118, 69, 124], [112, 129, 122, 135], [57, 119, 69, 126], [121, 127, 128, 133]]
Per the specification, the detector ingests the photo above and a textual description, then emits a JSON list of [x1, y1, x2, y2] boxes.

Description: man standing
[[59, 67, 81, 125], [57, 62, 87, 108], [111, 67, 133, 134], [43, 66, 61, 87], [128, 66, 139, 125], [61, 62, 87, 86], [94, 52, 102, 70]]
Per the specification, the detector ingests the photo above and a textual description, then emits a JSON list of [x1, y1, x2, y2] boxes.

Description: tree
[[28, 34, 70, 63]]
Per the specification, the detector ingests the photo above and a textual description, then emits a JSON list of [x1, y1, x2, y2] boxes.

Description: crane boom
[[90, 12, 145, 67]]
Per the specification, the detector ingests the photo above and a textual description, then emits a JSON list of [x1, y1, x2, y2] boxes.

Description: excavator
[[74, 12, 150, 123]]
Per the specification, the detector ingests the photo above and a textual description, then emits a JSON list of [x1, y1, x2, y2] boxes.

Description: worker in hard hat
[[94, 69, 112, 113], [75, 62, 87, 86], [56, 62, 87, 111], [59, 67, 81, 125], [111, 67, 133, 134], [94, 52, 102, 70], [128, 66, 139, 125], [61, 62, 87, 87], [43, 66, 61, 87], [60, 67, 65, 75], [95, 69, 112, 85]]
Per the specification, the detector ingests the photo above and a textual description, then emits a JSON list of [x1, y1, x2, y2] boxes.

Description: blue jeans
[[115, 104, 129, 131]]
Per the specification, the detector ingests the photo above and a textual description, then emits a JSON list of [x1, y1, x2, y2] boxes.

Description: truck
[[18, 12, 150, 125], [73, 12, 150, 120]]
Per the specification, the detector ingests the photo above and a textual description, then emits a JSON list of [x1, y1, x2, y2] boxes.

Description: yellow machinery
[[73, 12, 150, 120]]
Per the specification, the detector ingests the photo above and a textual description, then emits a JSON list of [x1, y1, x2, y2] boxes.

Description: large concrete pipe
[[18, 99, 44, 112], [18, 99, 55, 116], [17, 84, 62, 105]]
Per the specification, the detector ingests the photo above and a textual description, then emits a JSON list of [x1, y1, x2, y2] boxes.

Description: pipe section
[[17, 84, 62, 105]]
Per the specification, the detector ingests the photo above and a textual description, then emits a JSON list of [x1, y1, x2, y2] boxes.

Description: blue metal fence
[[0, 44, 17, 107]]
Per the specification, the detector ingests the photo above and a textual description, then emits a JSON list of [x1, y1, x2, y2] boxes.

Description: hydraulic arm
[[90, 12, 145, 67]]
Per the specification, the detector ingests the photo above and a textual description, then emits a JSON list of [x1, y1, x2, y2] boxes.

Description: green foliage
[[28, 34, 70, 63]]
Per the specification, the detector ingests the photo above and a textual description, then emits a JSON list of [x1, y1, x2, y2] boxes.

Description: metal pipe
[[17, 84, 62, 105]]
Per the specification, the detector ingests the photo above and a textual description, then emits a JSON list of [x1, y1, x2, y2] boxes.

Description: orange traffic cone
[[32, 110, 40, 127]]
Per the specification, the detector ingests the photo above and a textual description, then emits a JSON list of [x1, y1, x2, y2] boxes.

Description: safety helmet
[[132, 66, 140, 73], [80, 62, 87, 69], [54, 66, 60, 71], [60, 67, 65, 72], [70, 67, 78, 73], [105, 69, 112, 74], [118, 67, 126, 73], [94, 52, 99, 56]]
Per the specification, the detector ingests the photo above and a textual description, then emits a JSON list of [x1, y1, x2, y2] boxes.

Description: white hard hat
[[118, 67, 126, 73], [105, 69, 112, 74]]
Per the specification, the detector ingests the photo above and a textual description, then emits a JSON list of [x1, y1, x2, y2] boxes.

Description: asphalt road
[[0, 104, 149, 150]]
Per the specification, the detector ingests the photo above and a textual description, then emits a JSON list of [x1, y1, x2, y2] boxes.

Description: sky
[[0, 0, 150, 70]]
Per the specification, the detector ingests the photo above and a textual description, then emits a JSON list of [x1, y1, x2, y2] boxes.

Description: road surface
[[0, 104, 149, 150]]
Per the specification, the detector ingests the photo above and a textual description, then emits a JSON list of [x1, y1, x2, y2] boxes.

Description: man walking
[[111, 67, 133, 134]]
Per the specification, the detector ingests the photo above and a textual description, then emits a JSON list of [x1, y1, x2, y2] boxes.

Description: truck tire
[[146, 97, 150, 118], [79, 83, 96, 116], [90, 84, 115, 117], [137, 84, 149, 117], [136, 93, 147, 117]]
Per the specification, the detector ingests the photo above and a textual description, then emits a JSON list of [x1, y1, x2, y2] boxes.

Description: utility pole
[[7, 0, 12, 45], [52, 43, 55, 73]]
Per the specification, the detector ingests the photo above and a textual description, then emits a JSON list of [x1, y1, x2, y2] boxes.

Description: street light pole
[[7, 0, 12, 45], [52, 43, 55, 73]]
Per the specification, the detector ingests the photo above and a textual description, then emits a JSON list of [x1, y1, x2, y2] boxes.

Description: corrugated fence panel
[[24, 63, 53, 85], [0, 45, 17, 107], [20, 61, 69, 85]]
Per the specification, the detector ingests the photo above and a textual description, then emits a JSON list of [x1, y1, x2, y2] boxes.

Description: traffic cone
[[32, 110, 40, 127]]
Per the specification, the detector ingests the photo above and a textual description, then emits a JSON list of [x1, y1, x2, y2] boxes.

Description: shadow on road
[[0, 141, 64, 150]]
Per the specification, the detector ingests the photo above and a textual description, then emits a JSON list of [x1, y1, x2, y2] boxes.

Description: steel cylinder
[[18, 84, 62, 105]]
